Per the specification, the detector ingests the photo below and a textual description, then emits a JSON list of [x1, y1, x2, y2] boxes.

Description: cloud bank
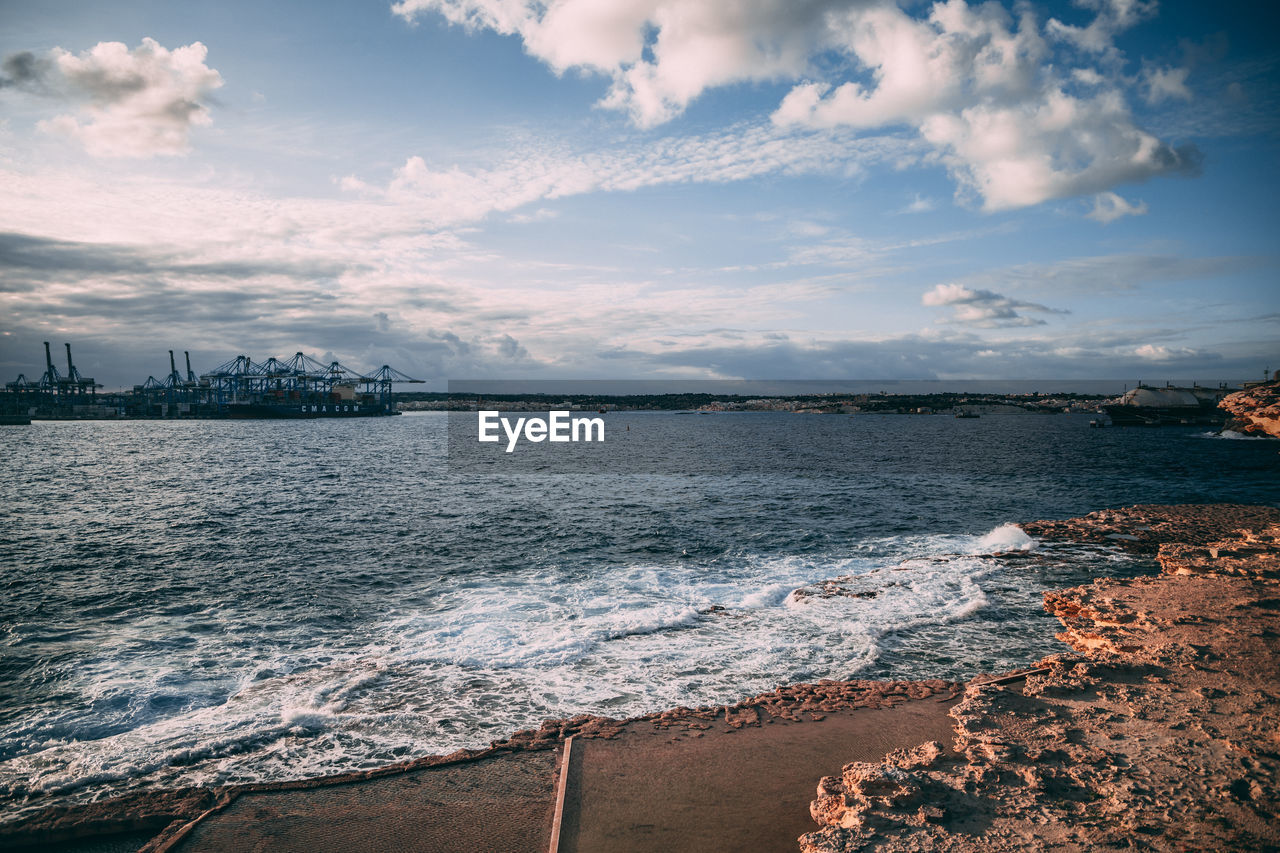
[[394, 0, 1198, 215], [1, 38, 223, 157], [768, 0, 1199, 213], [393, 0, 844, 128]]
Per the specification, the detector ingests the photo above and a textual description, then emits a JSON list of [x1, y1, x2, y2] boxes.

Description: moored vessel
[[1104, 384, 1235, 426]]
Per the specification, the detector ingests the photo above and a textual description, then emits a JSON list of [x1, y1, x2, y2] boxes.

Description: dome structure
[[1118, 387, 1201, 409]]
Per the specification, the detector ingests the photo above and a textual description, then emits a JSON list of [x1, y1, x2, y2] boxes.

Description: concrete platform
[[138, 697, 955, 852], [173, 750, 558, 853], [555, 698, 957, 853]]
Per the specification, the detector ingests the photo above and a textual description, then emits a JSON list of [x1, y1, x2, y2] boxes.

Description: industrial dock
[[1, 342, 422, 421]]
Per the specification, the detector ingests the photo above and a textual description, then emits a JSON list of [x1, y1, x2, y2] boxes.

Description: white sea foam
[[974, 523, 1038, 553], [280, 706, 338, 733], [1198, 429, 1270, 440], [739, 581, 798, 609], [0, 530, 1100, 825]]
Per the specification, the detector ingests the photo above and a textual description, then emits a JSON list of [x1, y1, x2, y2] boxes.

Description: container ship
[[2, 344, 422, 421]]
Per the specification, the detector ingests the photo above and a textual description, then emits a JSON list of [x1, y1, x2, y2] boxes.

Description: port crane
[[4, 343, 422, 419]]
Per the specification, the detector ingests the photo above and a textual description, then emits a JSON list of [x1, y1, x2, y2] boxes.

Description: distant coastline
[[400, 390, 1113, 414]]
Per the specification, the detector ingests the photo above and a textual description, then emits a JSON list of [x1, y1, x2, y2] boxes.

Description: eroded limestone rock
[[801, 506, 1280, 852], [1220, 380, 1280, 439]]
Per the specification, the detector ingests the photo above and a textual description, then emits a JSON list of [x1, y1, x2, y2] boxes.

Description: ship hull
[[1105, 405, 1224, 426], [225, 402, 395, 419]]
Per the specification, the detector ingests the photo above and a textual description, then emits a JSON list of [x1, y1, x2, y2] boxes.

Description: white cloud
[[922, 282, 1067, 327], [0, 159, 1261, 383], [786, 219, 831, 238], [509, 207, 559, 223], [949, 253, 1269, 294], [785, 222, 1016, 268], [1045, 0, 1157, 55], [1142, 65, 1192, 104], [781, 2, 1047, 130], [0, 159, 884, 383], [917, 89, 1193, 211], [338, 174, 374, 193], [393, 0, 533, 34], [1087, 190, 1147, 223], [1134, 343, 1204, 361], [1072, 67, 1105, 86], [774, 2, 1196, 211], [394, 1, 1197, 214], [393, 0, 841, 128], [594, 2, 840, 127], [30, 38, 224, 157], [352, 121, 907, 226], [902, 193, 936, 213]]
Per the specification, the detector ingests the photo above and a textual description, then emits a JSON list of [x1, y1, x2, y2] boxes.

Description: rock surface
[[1220, 379, 1280, 438], [1021, 503, 1280, 553], [801, 504, 1280, 852]]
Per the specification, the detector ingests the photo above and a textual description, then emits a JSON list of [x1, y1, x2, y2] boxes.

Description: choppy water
[[1, 412, 1277, 822]]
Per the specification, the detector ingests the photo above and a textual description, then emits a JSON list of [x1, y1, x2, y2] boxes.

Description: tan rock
[[801, 506, 1280, 853], [1219, 379, 1280, 438]]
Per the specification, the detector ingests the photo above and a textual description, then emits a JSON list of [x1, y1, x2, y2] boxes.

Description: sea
[[1, 412, 1277, 823]]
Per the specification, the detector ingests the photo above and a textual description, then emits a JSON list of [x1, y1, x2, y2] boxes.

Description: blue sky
[[1, 0, 1277, 388]]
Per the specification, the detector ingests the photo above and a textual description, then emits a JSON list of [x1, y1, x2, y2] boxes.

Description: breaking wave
[[975, 523, 1038, 553], [1198, 430, 1271, 441], [0, 528, 1091, 821]]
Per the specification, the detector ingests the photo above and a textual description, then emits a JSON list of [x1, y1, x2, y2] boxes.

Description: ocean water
[[1, 412, 1277, 822]]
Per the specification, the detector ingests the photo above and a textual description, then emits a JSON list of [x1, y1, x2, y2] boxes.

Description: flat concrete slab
[[175, 750, 558, 853], [557, 698, 957, 853]]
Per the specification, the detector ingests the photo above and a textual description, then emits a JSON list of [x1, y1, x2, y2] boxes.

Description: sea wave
[[973, 523, 1038, 553], [0, 529, 1132, 825], [1198, 429, 1271, 440]]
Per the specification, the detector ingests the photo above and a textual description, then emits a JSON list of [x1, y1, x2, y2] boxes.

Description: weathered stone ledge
[[1220, 379, 1280, 438], [802, 504, 1280, 852]]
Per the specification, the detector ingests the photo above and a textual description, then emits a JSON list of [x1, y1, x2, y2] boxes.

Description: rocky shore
[[1220, 379, 1280, 439], [802, 503, 1280, 852]]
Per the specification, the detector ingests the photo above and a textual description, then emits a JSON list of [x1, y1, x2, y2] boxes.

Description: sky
[[0, 0, 1277, 389]]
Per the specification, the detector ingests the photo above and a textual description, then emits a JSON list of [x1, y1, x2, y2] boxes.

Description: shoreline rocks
[[1219, 379, 1280, 438], [801, 503, 1280, 852]]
